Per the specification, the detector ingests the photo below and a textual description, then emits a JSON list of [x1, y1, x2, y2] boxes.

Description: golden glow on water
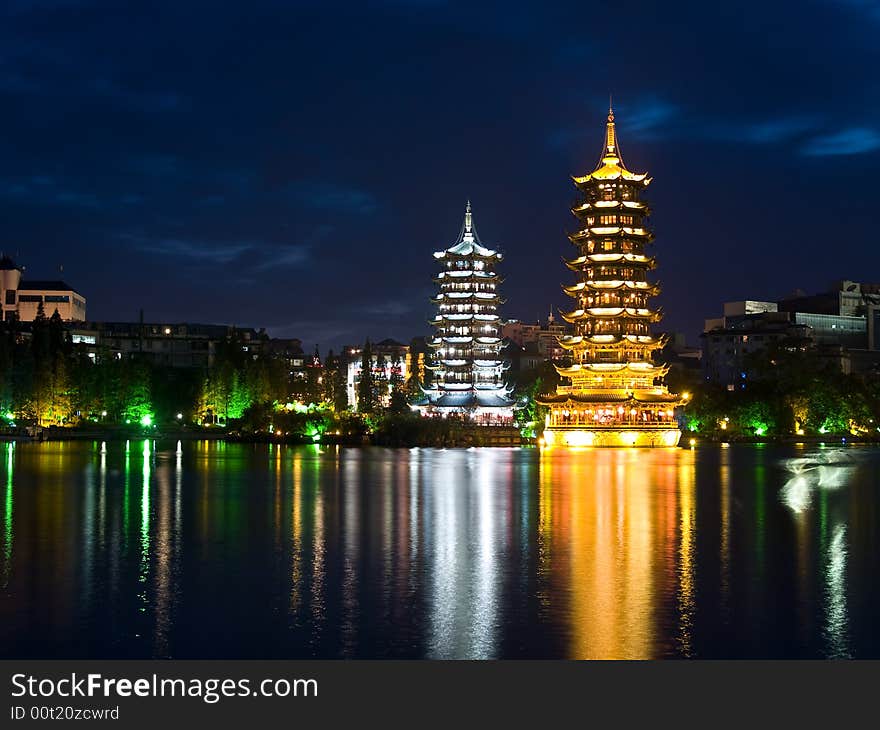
[[676, 460, 696, 657], [291, 450, 303, 615], [539, 447, 697, 658], [719, 444, 731, 621]]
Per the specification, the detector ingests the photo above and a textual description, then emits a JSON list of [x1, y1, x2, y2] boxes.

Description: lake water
[[1, 440, 878, 659]]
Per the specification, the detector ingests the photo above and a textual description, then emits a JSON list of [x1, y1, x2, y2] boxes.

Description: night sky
[[2, 1, 878, 351]]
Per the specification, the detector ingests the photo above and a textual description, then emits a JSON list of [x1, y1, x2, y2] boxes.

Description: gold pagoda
[[537, 107, 684, 447]]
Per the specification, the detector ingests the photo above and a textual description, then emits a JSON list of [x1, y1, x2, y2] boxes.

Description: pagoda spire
[[459, 199, 479, 243], [601, 101, 621, 166]]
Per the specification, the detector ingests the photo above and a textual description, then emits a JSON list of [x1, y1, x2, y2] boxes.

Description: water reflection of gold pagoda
[[538, 107, 683, 447]]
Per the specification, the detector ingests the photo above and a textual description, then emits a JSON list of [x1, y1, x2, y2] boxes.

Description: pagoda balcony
[[564, 254, 655, 269], [546, 421, 679, 430], [434, 271, 500, 282], [543, 406, 678, 428], [434, 293, 503, 304]]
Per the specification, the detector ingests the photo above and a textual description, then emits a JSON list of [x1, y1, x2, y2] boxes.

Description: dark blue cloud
[[802, 128, 880, 155]]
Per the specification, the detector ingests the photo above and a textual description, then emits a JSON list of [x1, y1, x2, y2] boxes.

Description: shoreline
[[2, 429, 878, 448]]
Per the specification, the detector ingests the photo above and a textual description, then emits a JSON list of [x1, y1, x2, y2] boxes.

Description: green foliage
[[684, 346, 878, 438], [513, 360, 560, 435]]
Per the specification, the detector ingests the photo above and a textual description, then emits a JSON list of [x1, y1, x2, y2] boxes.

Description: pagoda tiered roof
[[554, 361, 668, 378], [559, 306, 662, 324], [564, 253, 656, 270], [423, 390, 516, 409], [557, 333, 666, 350], [563, 280, 660, 297], [569, 226, 653, 241], [572, 200, 648, 214], [431, 292, 505, 304], [433, 270, 500, 283]]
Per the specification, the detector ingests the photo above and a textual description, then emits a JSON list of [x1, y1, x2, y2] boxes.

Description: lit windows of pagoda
[[417, 202, 514, 423], [537, 107, 684, 447]]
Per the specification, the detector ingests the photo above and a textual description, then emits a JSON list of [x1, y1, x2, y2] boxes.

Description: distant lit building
[[346, 338, 409, 411], [1, 255, 86, 322], [502, 312, 571, 360]]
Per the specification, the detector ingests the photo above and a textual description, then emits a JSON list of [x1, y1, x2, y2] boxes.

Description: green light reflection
[[139, 440, 151, 613], [2, 442, 13, 587]]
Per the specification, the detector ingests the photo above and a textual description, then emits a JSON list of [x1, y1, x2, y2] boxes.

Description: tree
[[388, 355, 409, 414], [324, 350, 349, 412], [357, 340, 375, 414]]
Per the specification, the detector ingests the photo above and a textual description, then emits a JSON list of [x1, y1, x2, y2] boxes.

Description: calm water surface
[[1, 440, 878, 659]]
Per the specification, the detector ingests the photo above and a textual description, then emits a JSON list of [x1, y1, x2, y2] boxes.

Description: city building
[[417, 202, 514, 422], [69, 320, 268, 368], [701, 312, 812, 389], [501, 311, 571, 360], [1, 255, 86, 322], [345, 338, 409, 411], [264, 337, 308, 380], [703, 283, 880, 385], [779, 280, 880, 318], [537, 107, 682, 447]]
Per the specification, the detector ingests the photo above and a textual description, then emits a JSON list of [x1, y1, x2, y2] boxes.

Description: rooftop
[[18, 280, 82, 293]]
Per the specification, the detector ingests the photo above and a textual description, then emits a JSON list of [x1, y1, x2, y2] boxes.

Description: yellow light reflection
[[539, 448, 692, 658]]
